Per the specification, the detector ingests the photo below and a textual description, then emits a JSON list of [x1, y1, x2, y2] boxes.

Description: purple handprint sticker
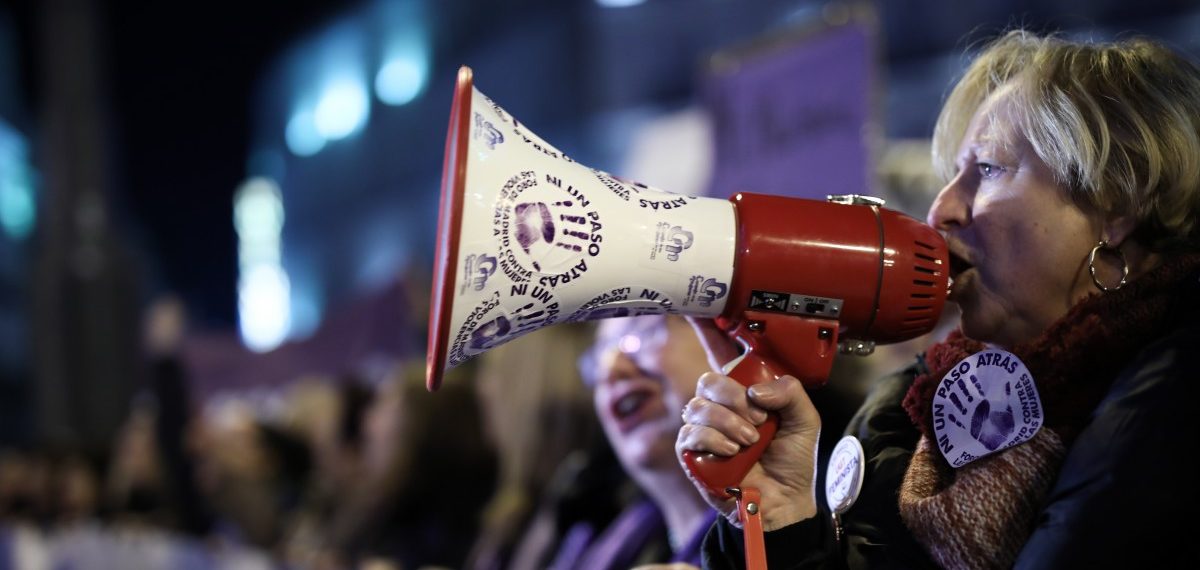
[[469, 315, 512, 351], [515, 202, 556, 257], [931, 349, 1043, 468]]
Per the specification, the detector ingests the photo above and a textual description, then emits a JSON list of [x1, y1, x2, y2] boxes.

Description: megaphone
[[426, 66, 949, 498]]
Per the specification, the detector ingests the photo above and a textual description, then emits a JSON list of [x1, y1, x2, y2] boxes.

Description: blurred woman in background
[[465, 322, 616, 570]]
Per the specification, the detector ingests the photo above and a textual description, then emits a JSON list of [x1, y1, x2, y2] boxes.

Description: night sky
[[3, 0, 349, 327]]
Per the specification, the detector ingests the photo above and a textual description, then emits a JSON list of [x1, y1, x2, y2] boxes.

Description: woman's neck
[[635, 467, 713, 552]]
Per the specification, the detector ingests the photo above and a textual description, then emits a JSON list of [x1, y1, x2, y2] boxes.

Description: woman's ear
[[1101, 214, 1139, 247]]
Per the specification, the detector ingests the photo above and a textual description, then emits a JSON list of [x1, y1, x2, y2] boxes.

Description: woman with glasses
[[544, 314, 717, 570]]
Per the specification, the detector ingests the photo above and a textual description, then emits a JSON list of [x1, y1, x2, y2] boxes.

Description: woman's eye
[[976, 162, 1003, 179]]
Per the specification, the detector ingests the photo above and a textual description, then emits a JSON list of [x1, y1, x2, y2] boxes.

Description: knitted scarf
[[896, 254, 1200, 569]]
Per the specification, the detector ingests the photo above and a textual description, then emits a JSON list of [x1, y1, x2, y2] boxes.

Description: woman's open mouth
[[948, 251, 973, 298], [949, 250, 973, 278], [609, 388, 655, 433], [614, 391, 648, 419]]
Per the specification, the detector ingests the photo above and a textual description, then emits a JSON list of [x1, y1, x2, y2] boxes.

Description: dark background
[[3, 0, 1195, 326], [0, 0, 1197, 447]]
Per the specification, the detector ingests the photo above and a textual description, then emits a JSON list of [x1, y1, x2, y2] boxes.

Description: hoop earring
[[1088, 240, 1128, 293]]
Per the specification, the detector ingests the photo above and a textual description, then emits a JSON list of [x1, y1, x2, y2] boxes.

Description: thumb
[[747, 375, 821, 430], [685, 317, 740, 372]]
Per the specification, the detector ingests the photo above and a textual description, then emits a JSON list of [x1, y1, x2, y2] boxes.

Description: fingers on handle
[[678, 371, 765, 465], [676, 423, 742, 457], [694, 372, 769, 424], [683, 396, 760, 448]]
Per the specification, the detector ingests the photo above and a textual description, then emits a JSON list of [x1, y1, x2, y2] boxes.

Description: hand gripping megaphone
[[426, 66, 948, 499]]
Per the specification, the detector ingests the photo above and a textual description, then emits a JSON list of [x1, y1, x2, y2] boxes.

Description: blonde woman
[[680, 31, 1200, 569]]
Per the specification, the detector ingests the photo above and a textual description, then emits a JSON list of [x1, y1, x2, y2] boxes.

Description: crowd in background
[[0, 297, 951, 570], [0, 300, 626, 570]]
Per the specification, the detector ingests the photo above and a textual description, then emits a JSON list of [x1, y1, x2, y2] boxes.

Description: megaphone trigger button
[[747, 321, 764, 332]]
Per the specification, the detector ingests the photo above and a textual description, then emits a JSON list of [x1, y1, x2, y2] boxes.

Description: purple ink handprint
[[514, 202, 555, 270], [469, 315, 512, 351], [947, 374, 1015, 451], [515, 202, 555, 251]]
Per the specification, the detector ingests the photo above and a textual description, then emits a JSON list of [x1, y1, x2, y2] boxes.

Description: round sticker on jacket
[[825, 435, 865, 514], [931, 349, 1043, 468]]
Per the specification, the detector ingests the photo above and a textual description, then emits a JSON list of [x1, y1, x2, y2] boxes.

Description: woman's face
[[586, 315, 710, 475], [928, 90, 1101, 348]]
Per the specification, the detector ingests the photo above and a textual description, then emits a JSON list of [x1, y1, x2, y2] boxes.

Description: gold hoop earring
[[1088, 240, 1128, 293]]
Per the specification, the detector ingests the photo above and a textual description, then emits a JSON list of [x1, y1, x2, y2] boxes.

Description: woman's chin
[[620, 430, 679, 473]]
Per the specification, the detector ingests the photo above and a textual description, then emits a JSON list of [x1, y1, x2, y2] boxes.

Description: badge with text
[[931, 349, 1044, 468], [825, 435, 865, 514]]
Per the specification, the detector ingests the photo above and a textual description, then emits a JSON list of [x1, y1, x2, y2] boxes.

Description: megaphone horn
[[428, 66, 739, 391], [426, 66, 949, 498]]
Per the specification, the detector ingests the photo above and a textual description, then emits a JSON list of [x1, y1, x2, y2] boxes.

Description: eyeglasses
[[577, 315, 671, 388]]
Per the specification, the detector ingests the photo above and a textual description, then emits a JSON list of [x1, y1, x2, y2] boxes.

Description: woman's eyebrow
[[954, 144, 980, 168]]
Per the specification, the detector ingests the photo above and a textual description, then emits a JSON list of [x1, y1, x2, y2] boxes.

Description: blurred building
[[0, 6, 35, 446]]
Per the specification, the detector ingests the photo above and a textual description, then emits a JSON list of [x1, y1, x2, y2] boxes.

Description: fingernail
[[740, 425, 759, 445], [748, 384, 772, 399], [724, 440, 741, 455], [749, 408, 768, 425]]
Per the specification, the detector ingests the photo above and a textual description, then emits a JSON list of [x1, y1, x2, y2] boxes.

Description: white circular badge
[[825, 435, 865, 515], [931, 349, 1044, 468]]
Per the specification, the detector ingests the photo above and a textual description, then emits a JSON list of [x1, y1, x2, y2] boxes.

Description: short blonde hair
[[932, 30, 1200, 250]]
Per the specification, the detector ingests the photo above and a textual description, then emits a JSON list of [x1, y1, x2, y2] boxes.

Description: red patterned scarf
[[896, 254, 1200, 569]]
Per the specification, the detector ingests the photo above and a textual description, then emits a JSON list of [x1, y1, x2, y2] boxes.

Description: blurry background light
[[313, 80, 370, 140], [0, 120, 35, 240], [285, 110, 325, 156], [375, 56, 426, 106], [238, 264, 292, 352], [233, 177, 285, 250], [596, 0, 646, 7], [234, 177, 290, 352], [0, 176, 34, 241]]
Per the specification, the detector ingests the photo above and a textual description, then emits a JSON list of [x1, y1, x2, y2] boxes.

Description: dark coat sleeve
[[1013, 325, 1200, 569]]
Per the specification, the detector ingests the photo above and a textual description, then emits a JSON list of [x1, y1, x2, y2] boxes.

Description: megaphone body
[[428, 66, 949, 496]]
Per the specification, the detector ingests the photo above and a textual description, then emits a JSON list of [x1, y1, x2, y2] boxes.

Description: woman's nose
[[926, 177, 971, 230], [596, 349, 641, 387]]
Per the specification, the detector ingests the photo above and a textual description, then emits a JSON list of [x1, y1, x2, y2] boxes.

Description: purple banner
[[703, 19, 876, 201]]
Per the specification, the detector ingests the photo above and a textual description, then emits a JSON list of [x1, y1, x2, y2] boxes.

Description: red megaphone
[[425, 66, 949, 498]]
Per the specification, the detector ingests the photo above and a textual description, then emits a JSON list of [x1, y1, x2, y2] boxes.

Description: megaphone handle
[[681, 349, 782, 498], [682, 349, 778, 570], [734, 487, 768, 570]]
